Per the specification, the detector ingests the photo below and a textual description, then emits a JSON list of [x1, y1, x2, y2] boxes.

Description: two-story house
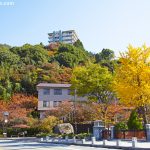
[[37, 83, 87, 118]]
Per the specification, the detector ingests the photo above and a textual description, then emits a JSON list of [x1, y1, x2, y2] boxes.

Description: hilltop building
[[48, 30, 78, 45]]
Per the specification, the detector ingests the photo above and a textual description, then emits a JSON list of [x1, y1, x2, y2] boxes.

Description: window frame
[[43, 101, 49, 107], [54, 88, 62, 95], [43, 88, 50, 95]]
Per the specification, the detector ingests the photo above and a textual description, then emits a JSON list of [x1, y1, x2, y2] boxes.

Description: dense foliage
[[0, 42, 93, 99], [4, 40, 150, 137], [1, 40, 149, 135], [51, 43, 90, 68], [127, 110, 143, 130], [114, 122, 128, 130], [0, 42, 115, 101], [113, 45, 150, 123], [71, 63, 116, 126]]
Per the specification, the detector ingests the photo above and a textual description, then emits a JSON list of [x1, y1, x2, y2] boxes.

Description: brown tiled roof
[[37, 83, 71, 88]]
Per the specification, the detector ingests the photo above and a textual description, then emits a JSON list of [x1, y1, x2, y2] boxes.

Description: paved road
[[0, 139, 121, 150]]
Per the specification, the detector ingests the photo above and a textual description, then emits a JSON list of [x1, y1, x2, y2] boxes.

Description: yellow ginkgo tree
[[114, 45, 150, 124]]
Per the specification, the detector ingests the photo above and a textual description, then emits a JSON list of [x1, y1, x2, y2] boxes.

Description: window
[[43, 89, 50, 95], [53, 101, 62, 107], [43, 101, 49, 107], [53, 101, 57, 107], [54, 89, 62, 95], [68, 89, 71, 95], [57, 101, 62, 106]]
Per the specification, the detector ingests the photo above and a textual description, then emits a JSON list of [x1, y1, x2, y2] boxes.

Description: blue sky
[[1, 0, 150, 56]]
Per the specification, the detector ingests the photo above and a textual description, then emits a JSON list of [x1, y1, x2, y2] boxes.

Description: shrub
[[76, 133, 91, 139], [38, 116, 60, 133], [7, 128, 19, 137], [114, 122, 128, 130], [127, 110, 143, 130], [26, 127, 41, 136], [36, 132, 49, 138]]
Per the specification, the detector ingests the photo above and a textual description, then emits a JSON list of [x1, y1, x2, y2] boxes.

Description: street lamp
[[3, 111, 9, 138]]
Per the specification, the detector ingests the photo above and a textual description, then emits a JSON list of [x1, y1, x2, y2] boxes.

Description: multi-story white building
[[37, 83, 86, 118], [48, 30, 78, 45]]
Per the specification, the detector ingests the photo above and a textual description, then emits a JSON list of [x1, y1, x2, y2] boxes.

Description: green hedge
[[1, 127, 41, 137], [114, 122, 128, 130]]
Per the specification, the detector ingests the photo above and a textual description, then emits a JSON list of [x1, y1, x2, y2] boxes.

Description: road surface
[[0, 138, 122, 150]]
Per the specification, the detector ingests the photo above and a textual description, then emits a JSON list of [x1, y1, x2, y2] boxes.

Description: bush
[[26, 127, 41, 136], [76, 133, 91, 139], [127, 110, 143, 130], [38, 116, 60, 133], [36, 132, 50, 138], [61, 133, 74, 139], [0, 129, 3, 134], [4, 127, 41, 137], [114, 122, 128, 130], [67, 133, 74, 139], [7, 128, 19, 137]]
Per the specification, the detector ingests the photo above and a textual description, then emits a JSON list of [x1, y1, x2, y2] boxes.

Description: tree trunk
[[100, 104, 108, 128]]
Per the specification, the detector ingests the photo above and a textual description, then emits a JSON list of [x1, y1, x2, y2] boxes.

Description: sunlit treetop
[[114, 45, 150, 107]]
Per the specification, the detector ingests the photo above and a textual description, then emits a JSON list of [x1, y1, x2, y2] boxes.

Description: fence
[[114, 129, 146, 140], [72, 123, 93, 134]]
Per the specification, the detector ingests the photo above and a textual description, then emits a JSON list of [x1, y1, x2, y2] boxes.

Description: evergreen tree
[[127, 110, 143, 130]]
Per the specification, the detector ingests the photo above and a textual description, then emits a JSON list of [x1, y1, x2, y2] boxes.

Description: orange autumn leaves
[[0, 94, 38, 122]]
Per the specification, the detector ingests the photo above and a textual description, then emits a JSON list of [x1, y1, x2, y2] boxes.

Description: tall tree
[[71, 63, 116, 126], [95, 49, 114, 62], [95, 49, 116, 73], [10, 44, 49, 66], [113, 45, 150, 124], [74, 39, 84, 50], [53, 43, 89, 68]]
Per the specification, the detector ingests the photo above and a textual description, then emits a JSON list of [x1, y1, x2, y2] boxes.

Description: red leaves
[[0, 94, 38, 122]]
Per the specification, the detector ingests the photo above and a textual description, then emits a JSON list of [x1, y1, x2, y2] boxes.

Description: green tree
[[10, 44, 49, 65], [74, 39, 84, 50], [53, 43, 89, 68], [21, 65, 38, 94], [95, 49, 116, 73], [0, 46, 20, 65], [127, 110, 143, 130], [95, 49, 114, 62], [55, 52, 78, 68], [71, 63, 115, 126], [0, 64, 18, 100], [114, 122, 128, 130]]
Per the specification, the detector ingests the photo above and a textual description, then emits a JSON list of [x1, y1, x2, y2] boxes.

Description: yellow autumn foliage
[[114, 45, 150, 107]]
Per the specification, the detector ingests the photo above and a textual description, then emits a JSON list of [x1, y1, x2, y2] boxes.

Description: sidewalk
[[41, 138, 150, 150]]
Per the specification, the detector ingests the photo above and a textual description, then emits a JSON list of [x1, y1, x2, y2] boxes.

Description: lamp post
[[3, 111, 9, 138]]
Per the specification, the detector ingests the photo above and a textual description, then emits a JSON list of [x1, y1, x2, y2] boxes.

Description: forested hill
[[0, 40, 115, 101], [0, 40, 91, 100]]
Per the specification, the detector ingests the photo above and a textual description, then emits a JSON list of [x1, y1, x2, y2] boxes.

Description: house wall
[[37, 87, 87, 111]]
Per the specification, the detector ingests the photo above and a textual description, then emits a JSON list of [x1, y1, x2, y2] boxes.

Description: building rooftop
[[37, 83, 71, 88]]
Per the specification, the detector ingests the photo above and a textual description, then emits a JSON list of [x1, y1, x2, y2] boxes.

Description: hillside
[[0, 40, 94, 100]]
